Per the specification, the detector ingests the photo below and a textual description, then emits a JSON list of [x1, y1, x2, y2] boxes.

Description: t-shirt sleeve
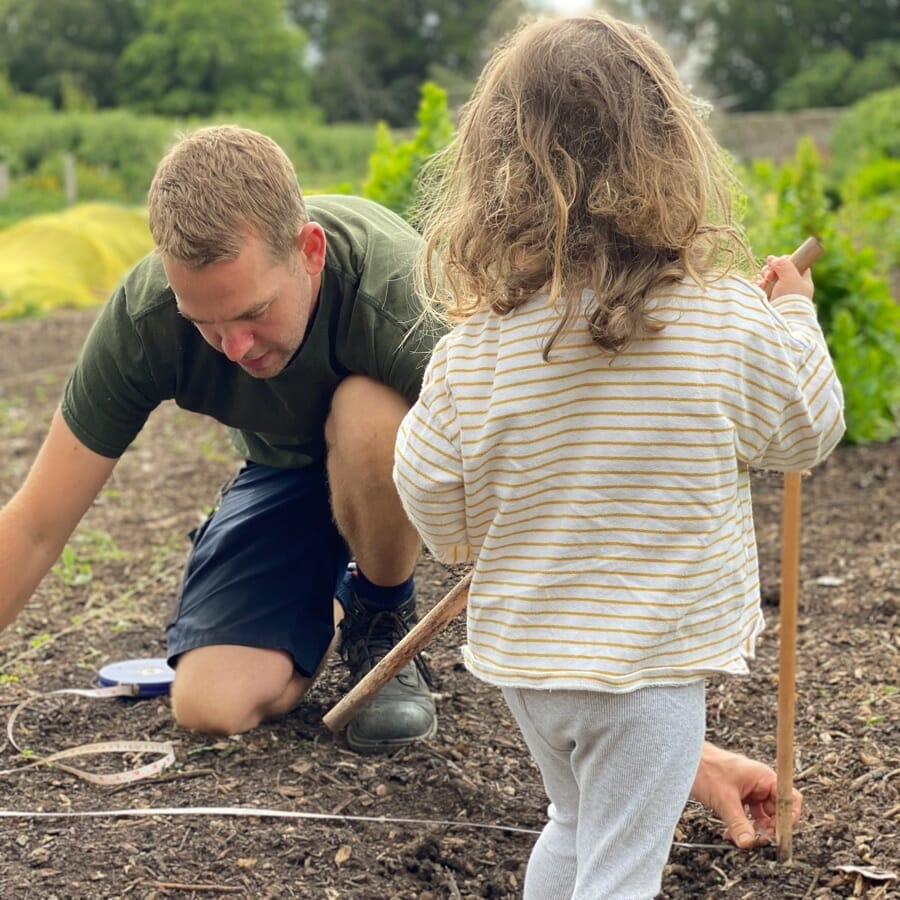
[[380, 290, 444, 404], [334, 243, 443, 404], [61, 285, 164, 458]]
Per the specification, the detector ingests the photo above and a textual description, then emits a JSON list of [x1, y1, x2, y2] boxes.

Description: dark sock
[[346, 565, 414, 611]]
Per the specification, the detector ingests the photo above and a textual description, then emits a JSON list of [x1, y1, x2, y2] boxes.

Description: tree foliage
[[0, 0, 313, 116], [608, 0, 900, 111], [772, 41, 900, 111], [0, 0, 143, 108], [115, 0, 311, 115], [290, 0, 523, 124]]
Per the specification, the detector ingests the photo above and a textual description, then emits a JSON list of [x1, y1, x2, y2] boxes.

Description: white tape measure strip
[[0, 804, 542, 835], [2, 685, 175, 785], [0, 805, 733, 848]]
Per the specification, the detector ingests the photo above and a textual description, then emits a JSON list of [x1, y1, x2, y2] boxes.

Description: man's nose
[[220, 327, 254, 362]]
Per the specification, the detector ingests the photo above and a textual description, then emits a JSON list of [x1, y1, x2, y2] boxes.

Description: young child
[[393, 14, 845, 900]]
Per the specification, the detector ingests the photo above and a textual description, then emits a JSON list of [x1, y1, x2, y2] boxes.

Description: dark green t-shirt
[[61, 195, 442, 468]]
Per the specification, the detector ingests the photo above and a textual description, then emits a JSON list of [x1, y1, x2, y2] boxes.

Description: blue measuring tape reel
[[97, 658, 175, 697]]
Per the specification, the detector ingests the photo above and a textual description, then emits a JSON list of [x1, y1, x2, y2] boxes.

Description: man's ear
[[296, 222, 326, 275]]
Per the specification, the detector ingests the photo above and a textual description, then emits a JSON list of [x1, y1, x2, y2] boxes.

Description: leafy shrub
[[237, 116, 376, 192], [740, 139, 900, 443], [835, 159, 900, 275], [0, 110, 378, 219], [828, 87, 900, 182], [73, 111, 179, 199], [362, 81, 453, 219], [0, 114, 83, 173], [0, 73, 52, 114], [0, 175, 69, 230], [828, 294, 900, 443]]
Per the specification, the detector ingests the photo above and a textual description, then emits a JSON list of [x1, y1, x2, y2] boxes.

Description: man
[[0, 125, 798, 843], [1, 125, 436, 753]]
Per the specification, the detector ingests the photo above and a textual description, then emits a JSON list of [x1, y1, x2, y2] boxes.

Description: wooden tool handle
[[774, 235, 824, 862], [776, 471, 802, 862], [763, 236, 824, 297], [322, 571, 472, 733]]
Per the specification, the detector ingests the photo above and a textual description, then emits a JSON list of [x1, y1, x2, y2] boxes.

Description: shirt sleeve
[[393, 339, 472, 564], [60, 284, 163, 458], [748, 292, 845, 469]]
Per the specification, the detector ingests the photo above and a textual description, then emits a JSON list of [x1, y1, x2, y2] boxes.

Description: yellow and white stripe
[[394, 275, 845, 692]]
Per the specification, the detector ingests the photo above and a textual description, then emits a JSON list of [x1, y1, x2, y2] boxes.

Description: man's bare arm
[[0, 407, 118, 631]]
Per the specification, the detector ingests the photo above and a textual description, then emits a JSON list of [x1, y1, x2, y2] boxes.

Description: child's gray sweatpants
[[501, 680, 705, 900]]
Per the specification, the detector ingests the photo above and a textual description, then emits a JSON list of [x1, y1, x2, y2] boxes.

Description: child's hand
[[756, 255, 814, 301]]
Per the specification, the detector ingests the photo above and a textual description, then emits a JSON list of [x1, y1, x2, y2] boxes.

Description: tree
[[0, 0, 144, 108], [772, 41, 900, 111], [701, 0, 900, 110], [115, 0, 311, 116], [605, 0, 900, 110], [290, 0, 523, 124]]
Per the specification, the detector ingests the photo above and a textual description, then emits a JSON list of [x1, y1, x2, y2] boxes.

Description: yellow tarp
[[0, 203, 154, 320]]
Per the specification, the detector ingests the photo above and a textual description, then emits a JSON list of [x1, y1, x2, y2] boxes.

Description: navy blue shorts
[[166, 462, 351, 677]]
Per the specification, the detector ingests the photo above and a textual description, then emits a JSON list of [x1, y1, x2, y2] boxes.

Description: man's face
[[164, 225, 325, 379]]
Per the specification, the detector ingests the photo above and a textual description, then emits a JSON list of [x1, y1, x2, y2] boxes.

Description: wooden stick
[[776, 470, 802, 863], [771, 235, 824, 863], [763, 236, 823, 297], [322, 572, 472, 733]]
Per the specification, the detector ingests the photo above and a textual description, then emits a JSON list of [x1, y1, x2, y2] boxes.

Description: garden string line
[[0, 682, 732, 848]]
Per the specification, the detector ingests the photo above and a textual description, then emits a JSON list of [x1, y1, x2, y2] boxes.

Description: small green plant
[[187, 741, 243, 759], [52, 528, 131, 587], [52, 544, 93, 586], [0, 397, 28, 435], [77, 646, 102, 669], [29, 632, 52, 650], [73, 528, 128, 563]]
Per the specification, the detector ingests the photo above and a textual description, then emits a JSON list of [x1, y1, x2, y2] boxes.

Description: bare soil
[[0, 309, 897, 900]]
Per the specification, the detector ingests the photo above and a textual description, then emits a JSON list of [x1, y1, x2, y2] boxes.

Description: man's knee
[[170, 645, 308, 736], [170, 684, 261, 736], [325, 376, 411, 460]]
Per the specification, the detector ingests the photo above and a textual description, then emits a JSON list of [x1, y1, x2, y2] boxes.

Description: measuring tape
[[0, 677, 736, 850], [2, 675, 176, 786]]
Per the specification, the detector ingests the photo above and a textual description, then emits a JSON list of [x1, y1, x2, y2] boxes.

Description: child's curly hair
[[415, 14, 753, 357]]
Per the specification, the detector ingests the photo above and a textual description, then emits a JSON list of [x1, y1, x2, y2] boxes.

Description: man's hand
[[691, 741, 802, 849]]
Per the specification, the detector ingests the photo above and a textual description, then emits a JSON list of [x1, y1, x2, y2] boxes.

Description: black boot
[[338, 588, 437, 753]]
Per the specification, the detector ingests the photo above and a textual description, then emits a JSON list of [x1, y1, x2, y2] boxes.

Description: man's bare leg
[[171, 599, 344, 735], [325, 375, 421, 583], [324, 375, 436, 752]]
